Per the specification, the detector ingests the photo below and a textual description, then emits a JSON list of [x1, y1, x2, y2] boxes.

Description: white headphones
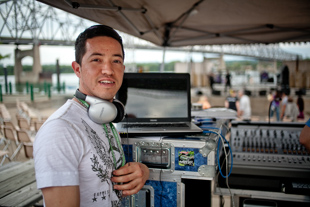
[[75, 89, 125, 124]]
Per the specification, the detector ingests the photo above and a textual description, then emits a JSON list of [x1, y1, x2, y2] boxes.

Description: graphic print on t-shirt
[[82, 120, 122, 207]]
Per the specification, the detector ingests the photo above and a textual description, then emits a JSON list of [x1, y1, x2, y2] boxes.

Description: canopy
[[37, 0, 310, 47]]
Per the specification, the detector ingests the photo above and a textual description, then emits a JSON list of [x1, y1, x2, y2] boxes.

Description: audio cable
[[202, 128, 235, 207]]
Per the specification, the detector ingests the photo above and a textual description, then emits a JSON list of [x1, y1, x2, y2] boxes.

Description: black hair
[[74, 25, 125, 65]]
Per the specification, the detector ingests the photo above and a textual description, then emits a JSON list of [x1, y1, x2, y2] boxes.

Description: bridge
[[0, 0, 299, 83]]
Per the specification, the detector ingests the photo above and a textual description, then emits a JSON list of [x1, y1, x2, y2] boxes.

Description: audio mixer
[[229, 121, 309, 179], [217, 121, 310, 196]]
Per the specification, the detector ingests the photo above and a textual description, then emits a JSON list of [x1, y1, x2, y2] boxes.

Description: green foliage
[[42, 64, 73, 73], [0, 65, 14, 75], [0, 53, 11, 60], [136, 61, 179, 72], [0, 59, 285, 76], [0, 64, 74, 75], [225, 60, 258, 71]]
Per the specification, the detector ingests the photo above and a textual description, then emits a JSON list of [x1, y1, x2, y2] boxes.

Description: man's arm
[[41, 186, 80, 207], [111, 162, 149, 196], [236, 101, 240, 114], [300, 119, 310, 152], [280, 104, 286, 119], [224, 100, 228, 108]]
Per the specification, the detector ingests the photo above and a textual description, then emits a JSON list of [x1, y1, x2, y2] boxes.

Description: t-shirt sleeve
[[34, 119, 84, 189], [306, 118, 310, 127]]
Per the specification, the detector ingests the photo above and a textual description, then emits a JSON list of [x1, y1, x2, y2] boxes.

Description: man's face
[[72, 36, 125, 101]]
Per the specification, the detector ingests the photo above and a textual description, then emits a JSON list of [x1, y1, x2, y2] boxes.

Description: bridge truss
[[0, 0, 299, 61]]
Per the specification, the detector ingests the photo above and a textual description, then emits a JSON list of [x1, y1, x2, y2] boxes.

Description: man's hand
[[111, 162, 149, 196], [300, 125, 310, 153]]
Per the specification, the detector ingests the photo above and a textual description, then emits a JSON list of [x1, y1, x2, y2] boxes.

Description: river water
[[0, 73, 79, 95]]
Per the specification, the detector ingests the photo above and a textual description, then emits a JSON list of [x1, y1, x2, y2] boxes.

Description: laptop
[[115, 73, 203, 137]]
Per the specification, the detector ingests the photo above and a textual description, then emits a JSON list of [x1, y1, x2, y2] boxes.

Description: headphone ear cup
[[112, 99, 125, 123]]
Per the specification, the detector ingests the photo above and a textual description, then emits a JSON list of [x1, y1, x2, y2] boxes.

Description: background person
[[225, 71, 231, 92], [297, 94, 305, 120], [280, 91, 288, 120], [225, 89, 239, 112], [208, 72, 215, 92], [269, 90, 282, 121], [237, 89, 251, 121], [34, 25, 149, 207], [197, 95, 211, 109], [284, 97, 299, 122]]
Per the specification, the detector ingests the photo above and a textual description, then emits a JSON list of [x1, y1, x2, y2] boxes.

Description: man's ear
[[72, 61, 81, 78]]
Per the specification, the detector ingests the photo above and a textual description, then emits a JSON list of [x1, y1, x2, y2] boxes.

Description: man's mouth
[[100, 80, 115, 84]]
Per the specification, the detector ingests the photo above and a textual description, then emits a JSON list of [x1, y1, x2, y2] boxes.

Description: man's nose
[[101, 61, 114, 75]]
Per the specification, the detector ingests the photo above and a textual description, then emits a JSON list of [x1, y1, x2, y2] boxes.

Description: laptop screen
[[116, 73, 191, 122]]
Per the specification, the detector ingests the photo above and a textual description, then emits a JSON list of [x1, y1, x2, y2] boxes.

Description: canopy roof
[[38, 0, 310, 47]]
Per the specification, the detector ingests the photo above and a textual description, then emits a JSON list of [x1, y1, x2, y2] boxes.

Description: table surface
[[0, 160, 42, 207]]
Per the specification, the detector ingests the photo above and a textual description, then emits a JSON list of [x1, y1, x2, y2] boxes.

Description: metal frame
[[0, 0, 299, 60]]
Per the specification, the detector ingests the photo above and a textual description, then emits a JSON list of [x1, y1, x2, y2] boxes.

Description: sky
[[0, 42, 309, 66]]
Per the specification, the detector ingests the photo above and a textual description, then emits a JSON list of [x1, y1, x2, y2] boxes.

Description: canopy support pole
[[160, 47, 166, 72]]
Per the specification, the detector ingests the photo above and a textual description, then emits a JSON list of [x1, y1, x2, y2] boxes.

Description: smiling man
[[34, 25, 149, 207]]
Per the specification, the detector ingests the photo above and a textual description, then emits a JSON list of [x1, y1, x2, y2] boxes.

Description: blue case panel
[[175, 147, 208, 171], [145, 180, 177, 207], [122, 144, 133, 163]]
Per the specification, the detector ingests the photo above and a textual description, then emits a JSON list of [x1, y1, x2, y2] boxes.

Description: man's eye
[[114, 60, 122, 64], [92, 59, 100, 62]]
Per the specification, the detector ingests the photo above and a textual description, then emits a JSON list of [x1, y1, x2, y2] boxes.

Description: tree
[[0, 53, 11, 63]]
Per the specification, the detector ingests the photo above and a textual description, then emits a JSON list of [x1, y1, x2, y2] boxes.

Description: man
[[208, 72, 215, 92], [225, 71, 231, 92], [237, 89, 251, 121], [34, 25, 149, 207], [300, 118, 310, 152]]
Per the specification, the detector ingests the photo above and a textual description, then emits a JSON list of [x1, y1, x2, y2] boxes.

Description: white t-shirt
[[34, 100, 124, 207], [239, 95, 251, 120], [282, 95, 288, 107]]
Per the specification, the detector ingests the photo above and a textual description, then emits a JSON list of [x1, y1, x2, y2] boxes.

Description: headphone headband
[[75, 89, 87, 100]]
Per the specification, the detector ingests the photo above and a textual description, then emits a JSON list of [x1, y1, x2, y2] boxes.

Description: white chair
[[0, 150, 10, 166], [3, 126, 23, 160]]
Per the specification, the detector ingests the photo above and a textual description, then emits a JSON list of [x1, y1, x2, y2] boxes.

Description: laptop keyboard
[[122, 123, 189, 128]]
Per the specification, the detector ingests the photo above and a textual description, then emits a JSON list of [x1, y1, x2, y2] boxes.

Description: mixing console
[[228, 121, 310, 179]]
